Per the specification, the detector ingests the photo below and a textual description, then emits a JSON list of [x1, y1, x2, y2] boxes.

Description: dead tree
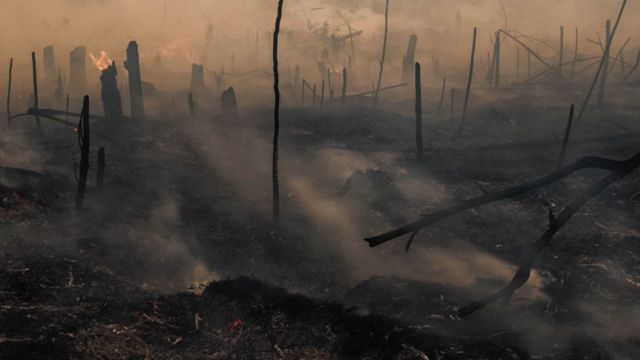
[[31, 52, 42, 133], [190, 63, 206, 94], [320, 80, 325, 107], [558, 26, 564, 78], [557, 104, 575, 168], [493, 31, 501, 87], [6, 58, 12, 126], [272, 0, 284, 227], [125, 41, 145, 119], [75, 96, 90, 210], [414, 62, 423, 160], [97, 147, 105, 190], [365, 149, 640, 315], [402, 34, 418, 82], [457, 27, 477, 137], [100, 61, 123, 118], [69, 46, 87, 95], [596, 20, 612, 106], [221, 87, 238, 114], [570, 27, 579, 80], [188, 93, 197, 117], [341, 68, 347, 105], [436, 77, 446, 119], [43, 45, 56, 85], [373, 0, 390, 108], [576, 0, 627, 123]]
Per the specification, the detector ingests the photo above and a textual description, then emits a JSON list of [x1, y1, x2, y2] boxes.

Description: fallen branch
[[364, 150, 640, 317], [365, 154, 634, 247]]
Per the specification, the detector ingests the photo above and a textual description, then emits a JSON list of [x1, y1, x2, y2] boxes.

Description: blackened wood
[[373, 0, 389, 108], [414, 62, 423, 160], [272, 0, 284, 227], [43, 45, 56, 85], [557, 104, 575, 168], [125, 41, 145, 119], [221, 87, 238, 113], [69, 46, 87, 94], [402, 34, 418, 82], [100, 61, 122, 118], [31, 52, 42, 133], [457, 27, 477, 136], [436, 77, 446, 119], [577, 0, 627, 123], [596, 20, 612, 105], [341, 68, 347, 105], [188, 92, 197, 117], [6, 58, 12, 126], [75, 96, 90, 210]]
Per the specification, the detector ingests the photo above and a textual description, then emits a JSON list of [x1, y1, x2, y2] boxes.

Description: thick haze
[[0, 0, 636, 92]]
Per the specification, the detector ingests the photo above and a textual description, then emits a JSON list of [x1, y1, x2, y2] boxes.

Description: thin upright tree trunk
[[596, 20, 612, 106], [373, 0, 389, 108], [436, 77, 446, 119], [457, 27, 477, 137], [75, 96, 91, 210], [558, 26, 564, 77], [31, 52, 42, 133], [557, 104, 575, 168], [272, 0, 284, 227], [342, 68, 347, 105], [577, 0, 627, 123], [570, 27, 578, 80], [415, 62, 423, 160], [6, 58, 12, 127]]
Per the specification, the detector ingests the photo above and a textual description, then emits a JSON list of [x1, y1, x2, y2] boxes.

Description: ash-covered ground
[[2, 83, 640, 359], [2, 1, 640, 359]]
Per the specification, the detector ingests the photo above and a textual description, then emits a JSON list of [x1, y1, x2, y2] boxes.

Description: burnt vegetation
[[2, 0, 640, 359]]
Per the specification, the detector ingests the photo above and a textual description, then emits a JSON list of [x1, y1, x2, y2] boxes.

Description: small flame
[[89, 51, 113, 71]]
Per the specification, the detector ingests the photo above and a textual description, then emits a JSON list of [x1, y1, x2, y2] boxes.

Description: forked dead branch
[[365, 150, 640, 315]]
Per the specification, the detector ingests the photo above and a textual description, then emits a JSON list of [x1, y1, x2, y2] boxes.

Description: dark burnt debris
[[3, 1, 640, 359]]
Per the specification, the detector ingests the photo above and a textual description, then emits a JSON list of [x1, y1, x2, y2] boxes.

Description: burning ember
[[89, 51, 113, 71]]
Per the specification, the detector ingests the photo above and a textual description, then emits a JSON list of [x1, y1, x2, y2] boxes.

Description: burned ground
[[1, 83, 640, 359]]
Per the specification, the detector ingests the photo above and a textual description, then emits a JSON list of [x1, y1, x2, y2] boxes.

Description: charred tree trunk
[[576, 0, 627, 123], [373, 0, 390, 108], [415, 62, 423, 160], [100, 61, 122, 118], [320, 80, 325, 107], [75, 96, 90, 210], [457, 27, 477, 137], [402, 34, 418, 83], [125, 41, 145, 119], [557, 104, 575, 168], [436, 77, 446, 119], [32, 52, 42, 133], [43, 45, 57, 86], [6, 58, 12, 127], [69, 46, 87, 95], [272, 0, 284, 227], [221, 87, 238, 114], [493, 31, 501, 88], [188, 92, 197, 117], [558, 26, 564, 78], [341, 68, 347, 105], [596, 20, 612, 106], [570, 27, 579, 80], [190, 63, 206, 94]]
